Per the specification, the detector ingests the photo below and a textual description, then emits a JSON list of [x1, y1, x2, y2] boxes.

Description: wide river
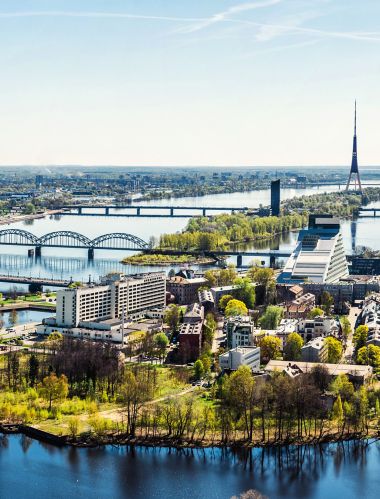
[[0, 435, 379, 499], [0, 184, 379, 289]]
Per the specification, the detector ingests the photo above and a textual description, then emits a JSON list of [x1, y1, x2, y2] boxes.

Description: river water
[[0, 435, 379, 499], [0, 184, 379, 287]]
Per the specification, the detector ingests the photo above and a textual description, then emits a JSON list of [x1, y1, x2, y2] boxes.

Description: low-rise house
[[301, 337, 328, 363], [265, 360, 372, 385], [283, 293, 316, 320], [297, 316, 339, 342], [219, 346, 261, 372]]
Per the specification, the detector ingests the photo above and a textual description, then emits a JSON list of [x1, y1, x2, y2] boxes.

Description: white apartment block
[[56, 272, 166, 328], [219, 346, 261, 372]]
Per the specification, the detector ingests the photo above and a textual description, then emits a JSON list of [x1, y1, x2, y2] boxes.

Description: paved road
[[344, 305, 361, 361]]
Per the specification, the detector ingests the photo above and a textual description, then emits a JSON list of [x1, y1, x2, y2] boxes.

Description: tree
[[218, 294, 234, 311], [68, 416, 80, 439], [320, 291, 334, 314], [248, 267, 275, 305], [194, 359, 205, 380], [332, 394, 344, 430], [353, 325, 368, 352], [340, 316, 352, 341], [283, 332, 303, 361], [308, 307, 324, 319], [154, 333, 169, 361], [325, 337, 343, 364], [259, 336, 281, 363], [234, 277, 256, 309], [356, 344, 380, 369], [28, 354, 39, 387], [39, 373, 69, 410], [164, 304, 181, 333], [330, 374, 354, 401], [259, 305, 284, 329], [225, 299, 248, 317]]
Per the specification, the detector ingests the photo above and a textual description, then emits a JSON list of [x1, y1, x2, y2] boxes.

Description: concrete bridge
[[60, 205, 256, 217]]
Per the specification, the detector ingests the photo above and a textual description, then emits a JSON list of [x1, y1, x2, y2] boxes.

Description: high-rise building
[[278, 215, 348, 284], [56, 272, 166, 328], [346, 101, 362, 191], [271, 179, 281, 216]]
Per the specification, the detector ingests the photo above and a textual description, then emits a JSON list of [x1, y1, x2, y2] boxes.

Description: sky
[[0, 0, 379, 167]]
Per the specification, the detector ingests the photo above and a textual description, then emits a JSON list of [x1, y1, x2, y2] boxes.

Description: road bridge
[[60, 205, 256, 217]]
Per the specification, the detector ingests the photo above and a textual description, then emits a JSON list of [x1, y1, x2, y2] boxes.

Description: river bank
[[121, 253, 217, 266], [0, 209, 63, 227]]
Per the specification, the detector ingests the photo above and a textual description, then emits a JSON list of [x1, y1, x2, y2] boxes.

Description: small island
[[121, 253, 217, 266]]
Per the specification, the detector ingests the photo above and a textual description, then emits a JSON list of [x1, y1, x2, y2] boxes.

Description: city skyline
[[0, 0, 379, 167]]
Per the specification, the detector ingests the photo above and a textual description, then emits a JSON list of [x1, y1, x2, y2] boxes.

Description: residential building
[[198, 289, 215, 312], [225, 316, 256, 349], [297, 316, 339, 342], [166, 276, 207, 304], [42, 272, 166, 340], [219, 346, 261, 372], [210, 285, 239, 306], [265, 360, 372, 385], [178, 322, 203, 362], [301, 337, 328, 363], [283, 292, 316, 319], [279, 215, 348, 284], [183, 303, 204, 324]]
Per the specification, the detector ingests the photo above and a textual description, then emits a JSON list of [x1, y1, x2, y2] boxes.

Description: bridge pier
[[237, 254, 243, 268], [105, 207, 110, 215], [78, 207, 82, 215], [35, 246, 41, 258], [137, 207, 141, 216], [170, 208, 174, 216], [88, 248, 94, 260], [269, 255, 276, 268], [29, 283, 43, 293], [202, 208, 206, 216]]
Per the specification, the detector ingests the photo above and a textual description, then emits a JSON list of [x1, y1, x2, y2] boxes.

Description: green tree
[[353, 325, 368, 351], [321, 291, 334, 314], [308, 307, 324, 319], [325, 337, 343, 364], [356, 344, 380, 369], [259, 305, 284, 329], [234, 277, 256, 309], [154, 332, 169, 361], [194, 359, 205, 380], [28, 354, 39, 387], [330, 374, 354, 401], [332, 394, 344, 430], [39, 373, 69, 410], [340, 316, 352, 341], [259, 336, 281, 363], [248, 267, 275, 305], [283, 332, 303, 361], [164, 304, 181, 333], [225, 299, 248, 317], [219, 294, 234, 311]]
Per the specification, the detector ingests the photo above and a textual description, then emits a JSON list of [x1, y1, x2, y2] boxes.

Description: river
[[0, 184, 379, 287], [0, 435, 379, 499]]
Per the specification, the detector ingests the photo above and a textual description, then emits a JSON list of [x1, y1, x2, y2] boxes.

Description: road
[[344, 304, 361, 361]]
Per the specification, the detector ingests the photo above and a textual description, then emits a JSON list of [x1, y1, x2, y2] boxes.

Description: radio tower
[[345, 101, 362, 191]]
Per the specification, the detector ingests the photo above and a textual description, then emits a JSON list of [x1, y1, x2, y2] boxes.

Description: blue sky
[[0, 0, 379, 167]]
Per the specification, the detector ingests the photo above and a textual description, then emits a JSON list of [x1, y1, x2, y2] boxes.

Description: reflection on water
[[0, 435, 379, 499]]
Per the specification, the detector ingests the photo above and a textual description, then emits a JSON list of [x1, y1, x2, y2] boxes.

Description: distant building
[[301, 337, 328, 363], [183, 303, 204, 324], [270, 179, 281, 216], [210, 285, 239, 306], [279, 215, 348, 284], [198, 289, 215, 312], [167, 276, 207, 304], [283, 292, 316, 319], [219, 346, 261, 372]]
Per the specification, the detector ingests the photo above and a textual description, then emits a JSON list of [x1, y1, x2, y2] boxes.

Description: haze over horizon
[[0, 0, 379, 168]]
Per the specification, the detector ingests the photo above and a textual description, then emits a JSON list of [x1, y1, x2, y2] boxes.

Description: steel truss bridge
[[0, 229, 149, 258]]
